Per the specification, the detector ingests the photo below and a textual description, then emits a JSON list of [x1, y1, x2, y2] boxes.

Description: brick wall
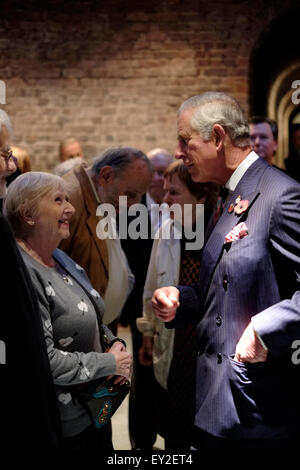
[[0, 0, 298, 171]]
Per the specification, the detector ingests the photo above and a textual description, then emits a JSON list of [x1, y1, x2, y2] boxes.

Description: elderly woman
[[137, 160, 218, 450], [4, 171, 132, 451]]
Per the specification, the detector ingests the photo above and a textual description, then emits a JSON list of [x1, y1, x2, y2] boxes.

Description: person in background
[[119, 147, 173, 450], [285, 124, 300, 182], [59, 137, 84, 162], [145, 148, 174, 233], [10, 145, 31, 173], [249, 116, 278, 166], [4, 171, 132, 450], [53, 156, 85, 177], [6, 145, 32, 187], [0, 109, 17, 211], [138, 160, 218, 450]]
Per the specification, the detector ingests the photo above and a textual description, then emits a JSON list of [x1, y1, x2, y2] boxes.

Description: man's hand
[[152, 286, 180, 322], [138, 336, 153, 366], [234, 322, 268, 363]]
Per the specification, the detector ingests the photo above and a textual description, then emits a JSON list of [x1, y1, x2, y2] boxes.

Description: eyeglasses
[[0, 147, 14, 163]]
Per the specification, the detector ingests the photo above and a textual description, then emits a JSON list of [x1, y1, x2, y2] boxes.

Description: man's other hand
[[152, 286, 180, 322], [234, 322, 268, 363]]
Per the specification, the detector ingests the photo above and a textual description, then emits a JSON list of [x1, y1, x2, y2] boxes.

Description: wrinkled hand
[[234, 322, 268, 363], [108, 341, 129, 383], [152, 286, 180, 322], [109, 341, 126, 353], [109, 347, 132, 384], [138, 336, 153, 366]]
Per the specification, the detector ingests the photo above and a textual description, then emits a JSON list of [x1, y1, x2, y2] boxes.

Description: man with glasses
[[0, 109, 17, 210]]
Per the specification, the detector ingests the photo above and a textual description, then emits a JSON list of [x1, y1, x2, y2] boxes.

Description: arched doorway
[[250, 8, 300, 167]]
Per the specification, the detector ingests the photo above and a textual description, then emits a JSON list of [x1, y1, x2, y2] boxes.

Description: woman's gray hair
[[90, 146, 152, 178], [179, 92, 250, 148], [4, 171, 67, 237], [0, 109, 13, 137]]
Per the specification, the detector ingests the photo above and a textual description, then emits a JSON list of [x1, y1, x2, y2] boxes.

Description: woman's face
[[163, 174, 205, 226], [32, 187, 75, 247]]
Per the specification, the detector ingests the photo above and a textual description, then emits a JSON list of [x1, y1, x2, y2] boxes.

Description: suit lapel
[[198, 158, 269, 302]]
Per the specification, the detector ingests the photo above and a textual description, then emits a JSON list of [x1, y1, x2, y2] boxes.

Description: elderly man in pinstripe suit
[[152, 92, 300, 450]]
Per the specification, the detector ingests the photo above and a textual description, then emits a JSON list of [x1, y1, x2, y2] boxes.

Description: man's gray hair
[[179, 92, 250, 148], [91, 146, 152, 177], [0, 109, 12, 137]]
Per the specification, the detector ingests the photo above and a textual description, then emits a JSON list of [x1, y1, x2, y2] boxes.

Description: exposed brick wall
[[0, 0, 298, 171]]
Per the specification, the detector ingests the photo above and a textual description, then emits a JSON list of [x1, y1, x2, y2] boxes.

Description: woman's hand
[[138, 336, 153, 366], [109, 340, 126, 353], [109, 348, 132, 383]]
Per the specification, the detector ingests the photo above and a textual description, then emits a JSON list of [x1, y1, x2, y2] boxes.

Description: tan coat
[[60, 164, 109, 298]]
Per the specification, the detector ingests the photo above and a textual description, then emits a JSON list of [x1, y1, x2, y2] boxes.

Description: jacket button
[[217, 353, 222, 364], [223, 276, 228, 290], [216, 315, 222, 327], [197, 350, 201, 357]]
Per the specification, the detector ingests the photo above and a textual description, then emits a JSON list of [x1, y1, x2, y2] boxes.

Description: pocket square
[[224, 222, 248, 244]]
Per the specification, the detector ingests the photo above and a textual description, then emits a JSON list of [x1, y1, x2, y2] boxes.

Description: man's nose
[[175, 142, 185, 160]]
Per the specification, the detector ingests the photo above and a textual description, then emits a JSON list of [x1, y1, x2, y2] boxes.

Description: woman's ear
[[212, 124, 226, 151], [21, 206, 35, 226]]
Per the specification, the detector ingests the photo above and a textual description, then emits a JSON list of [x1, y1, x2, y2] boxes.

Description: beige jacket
[[60, 164, 109, 298]]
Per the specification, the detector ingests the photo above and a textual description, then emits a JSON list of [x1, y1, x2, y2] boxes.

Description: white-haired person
[[4, 171, 132, 450], [137, 160, 218, 450]]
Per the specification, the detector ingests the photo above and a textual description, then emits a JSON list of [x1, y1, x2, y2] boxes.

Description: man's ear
[[212, 124, 226, 151], [197, 196, 206, 205], [98, 166, 115, 185]]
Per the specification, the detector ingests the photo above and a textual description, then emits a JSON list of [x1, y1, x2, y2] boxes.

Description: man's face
[[292, 129, 300, 151], [175, 108, 223, 184], [249, 122, 277, 165], [148, 153, 172, 204], [0, 126, 17, 198], [61, 141, 83, 161], [99, 159, 152, 212]]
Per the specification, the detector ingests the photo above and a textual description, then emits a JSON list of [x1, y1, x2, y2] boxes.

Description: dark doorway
[[250, 8, 300, 116]]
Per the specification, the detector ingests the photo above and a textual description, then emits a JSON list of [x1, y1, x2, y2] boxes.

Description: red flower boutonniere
[[234, 199, 249, 215], [224, 222, 248, 244]]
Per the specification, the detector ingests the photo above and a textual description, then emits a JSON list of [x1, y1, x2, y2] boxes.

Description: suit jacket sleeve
[[251, 185, 300, 355]]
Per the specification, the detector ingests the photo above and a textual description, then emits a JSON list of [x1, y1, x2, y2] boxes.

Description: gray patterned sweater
[[20, 247, 117, 438]]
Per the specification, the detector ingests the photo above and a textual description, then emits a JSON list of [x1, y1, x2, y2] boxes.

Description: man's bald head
[[146, 148, 173, 203]]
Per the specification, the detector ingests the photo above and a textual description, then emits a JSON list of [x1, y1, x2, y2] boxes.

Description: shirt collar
[[146, 192, 156, 210], [225, 151, 259, 193], [85, 167, 101, 204]]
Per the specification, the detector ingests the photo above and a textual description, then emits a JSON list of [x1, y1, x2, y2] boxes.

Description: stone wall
[[0, 0, 298, 170]]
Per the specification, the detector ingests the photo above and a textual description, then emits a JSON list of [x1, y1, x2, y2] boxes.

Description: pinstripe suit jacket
[[168, 157, 300, 440]]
